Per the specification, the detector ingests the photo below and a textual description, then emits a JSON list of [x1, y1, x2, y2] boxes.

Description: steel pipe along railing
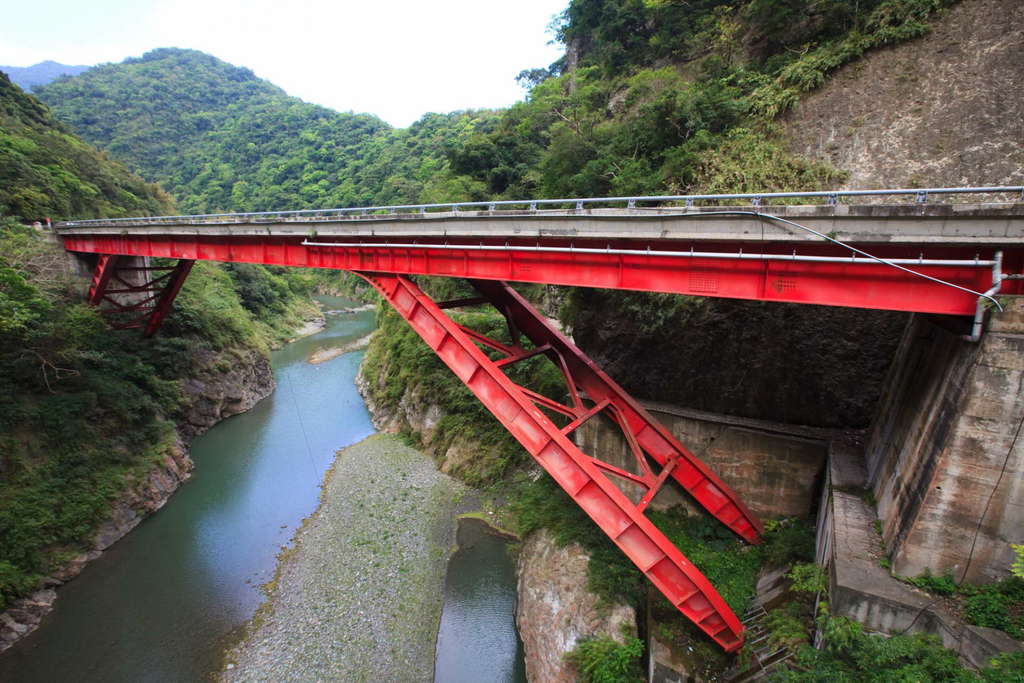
[[303, 206, 1007, 313], [57, 185, 1024, 227]]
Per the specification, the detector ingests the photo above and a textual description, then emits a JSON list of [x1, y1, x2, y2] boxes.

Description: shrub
[[774, 611, 977, 682], [904, 568, 958, 596], [566, 635, 645, 683], [788, 562, 828, 594]]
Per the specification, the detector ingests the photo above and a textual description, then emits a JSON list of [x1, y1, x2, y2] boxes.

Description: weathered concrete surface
[[865, 296, 1024, 582], [574, 401, 830, 518], [57, 202, 1024, 246], [516, 530, 636, 683], [821, 448, 1023, 670]]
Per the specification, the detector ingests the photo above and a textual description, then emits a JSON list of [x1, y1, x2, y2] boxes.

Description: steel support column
[[87, 256, 194, 336], [359, 272, 756, 652]]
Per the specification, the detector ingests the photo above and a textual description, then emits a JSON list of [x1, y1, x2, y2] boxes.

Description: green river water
[[0, 296, 525, 682]]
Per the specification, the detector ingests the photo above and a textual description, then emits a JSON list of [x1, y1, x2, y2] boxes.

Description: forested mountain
[[0, 71, 173, 221], [36, 48, 496, 214], [0, 61, 90, 92], [448, 0, 954, 198], [36, 2, 954, 217]]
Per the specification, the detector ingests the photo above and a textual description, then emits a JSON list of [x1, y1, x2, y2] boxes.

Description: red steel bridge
[[58, 187, 1024, 652]]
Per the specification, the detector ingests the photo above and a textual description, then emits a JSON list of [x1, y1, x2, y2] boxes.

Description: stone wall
[[865, 297, 1024, 582], [574, 401, 831, 519]]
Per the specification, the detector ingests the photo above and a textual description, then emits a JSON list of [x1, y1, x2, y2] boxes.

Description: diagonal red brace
[[356, 272, 751, 652], [86, 255, 193, 337], [469, 279, 764, 545]]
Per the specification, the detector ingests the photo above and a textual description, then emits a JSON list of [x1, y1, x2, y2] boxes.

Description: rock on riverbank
[[222, 434, 465, 681]]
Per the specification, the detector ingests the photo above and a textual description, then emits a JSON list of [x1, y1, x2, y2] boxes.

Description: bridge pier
[[866, 296, 1024, 583], [87, 255, 194, 336]]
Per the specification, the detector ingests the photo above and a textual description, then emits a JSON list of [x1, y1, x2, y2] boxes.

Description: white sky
[[1, 0, 567, 127]]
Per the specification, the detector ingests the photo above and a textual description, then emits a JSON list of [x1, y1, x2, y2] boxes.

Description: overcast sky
[[2, 0, 568, 127]]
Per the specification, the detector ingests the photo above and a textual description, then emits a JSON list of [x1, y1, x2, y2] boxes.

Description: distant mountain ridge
[[0, 60, 91, 92]]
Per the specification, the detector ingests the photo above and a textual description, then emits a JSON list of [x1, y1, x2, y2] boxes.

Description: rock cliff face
[[784, 0, 1023, 190], [178, 347, 276, 440], [516, 530, 637, 682], [0, 343, 276, 653], [356, 364, 489, 483], [569, 290, 907, 429]]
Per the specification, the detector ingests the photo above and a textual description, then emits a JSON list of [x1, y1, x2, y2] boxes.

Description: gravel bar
[[222, 434, 466, 681]]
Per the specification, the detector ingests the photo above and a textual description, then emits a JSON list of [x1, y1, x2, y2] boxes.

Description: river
[[0, 296, 524, 682]]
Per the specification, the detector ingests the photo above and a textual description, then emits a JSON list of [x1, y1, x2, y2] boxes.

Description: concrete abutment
[[865, 296, 1024, 583]]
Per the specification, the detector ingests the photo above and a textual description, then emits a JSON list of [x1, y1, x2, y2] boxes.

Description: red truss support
[[358, 272, 762, 652], [87, 255, 194, 337]]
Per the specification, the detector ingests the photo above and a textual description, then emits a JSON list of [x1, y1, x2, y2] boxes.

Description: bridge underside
[[62, 233, 1017, 315]]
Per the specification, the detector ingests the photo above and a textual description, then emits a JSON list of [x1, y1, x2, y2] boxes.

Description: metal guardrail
[[57, 186, 1024, 227]]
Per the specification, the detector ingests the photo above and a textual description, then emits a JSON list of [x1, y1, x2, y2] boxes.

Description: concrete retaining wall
[[574, 401, 830, 519], [865, 296, 1024, 582]]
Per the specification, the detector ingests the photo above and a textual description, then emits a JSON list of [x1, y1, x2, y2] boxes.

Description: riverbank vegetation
[[566, 632, 645, 683]]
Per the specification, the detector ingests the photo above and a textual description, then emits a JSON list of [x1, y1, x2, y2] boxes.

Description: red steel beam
[[87, 254, 119, 304], [61, 234, 1002, 315], [144, 260, 194, 337], [359, 272, 748, 652], [470, 279, 763, 543]]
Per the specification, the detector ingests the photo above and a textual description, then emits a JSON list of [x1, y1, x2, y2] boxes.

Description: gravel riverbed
[[222, 434, 466, 681]]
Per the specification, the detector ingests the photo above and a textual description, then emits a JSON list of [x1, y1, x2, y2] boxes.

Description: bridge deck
[[58, 203, 1024, 246]]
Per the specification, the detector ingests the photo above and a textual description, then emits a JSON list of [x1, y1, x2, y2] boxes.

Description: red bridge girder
[[60, 234, 1010, 316], [358, 272, 759, 652]]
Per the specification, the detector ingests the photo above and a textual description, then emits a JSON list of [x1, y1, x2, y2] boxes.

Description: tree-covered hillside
[[0, 71, 173, 221], [0, 74, 326, 615], [36, 48, 496, 214], [450, 0, 954, 198]]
